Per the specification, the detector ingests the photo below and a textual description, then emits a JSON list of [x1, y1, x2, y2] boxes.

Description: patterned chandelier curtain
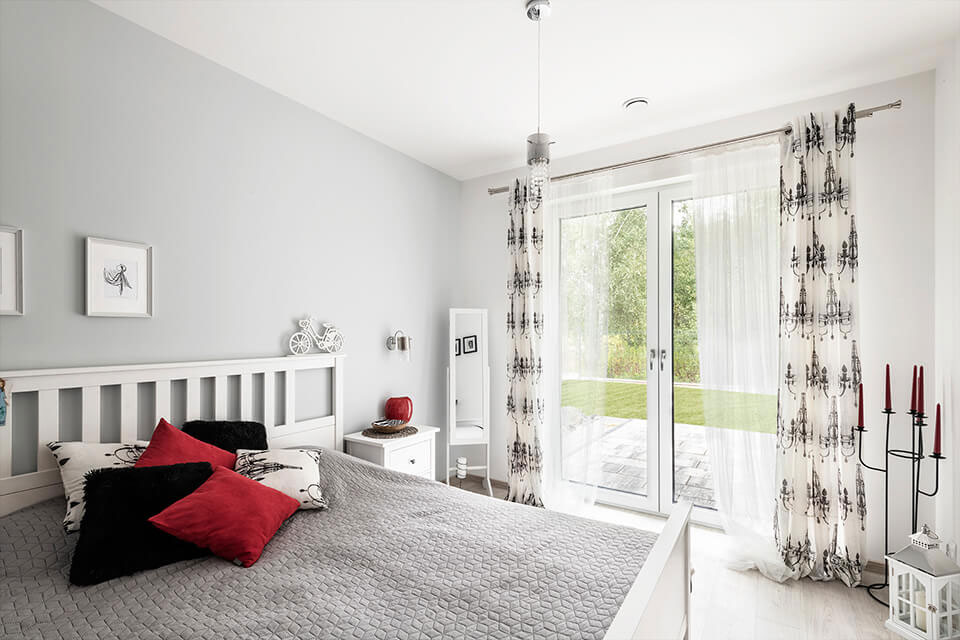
[[775, 104, 865, 586], [506, 177, 545, 507]]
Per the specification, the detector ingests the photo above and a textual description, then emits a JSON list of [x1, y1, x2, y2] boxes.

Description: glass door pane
[[669, 198, 716, 508], [660, 185, 778, 519], [558, 193, 657, 509]]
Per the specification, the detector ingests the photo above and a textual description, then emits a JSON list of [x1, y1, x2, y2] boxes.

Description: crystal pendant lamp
[[526, 0, 551, 189]]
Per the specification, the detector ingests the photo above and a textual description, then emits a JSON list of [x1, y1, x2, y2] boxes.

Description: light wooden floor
[[452, 476, 895, 640]]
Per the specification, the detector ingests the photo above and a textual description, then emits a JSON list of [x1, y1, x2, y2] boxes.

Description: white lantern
[[886, 525, 960, 640]]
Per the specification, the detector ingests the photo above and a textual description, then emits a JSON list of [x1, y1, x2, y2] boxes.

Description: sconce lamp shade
[[386, 330, 413, 361]]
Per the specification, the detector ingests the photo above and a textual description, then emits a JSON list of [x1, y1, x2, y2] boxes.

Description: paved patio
[[562, 417, 718, 509]]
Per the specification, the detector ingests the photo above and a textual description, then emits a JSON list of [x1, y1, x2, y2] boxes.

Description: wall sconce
[[386, 330, 413, 361]]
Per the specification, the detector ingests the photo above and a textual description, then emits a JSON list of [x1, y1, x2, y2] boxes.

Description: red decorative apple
[[384, 396, 413, 423]]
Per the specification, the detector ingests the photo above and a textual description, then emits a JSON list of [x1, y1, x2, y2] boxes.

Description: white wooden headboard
[[0, 354, 344, 516]]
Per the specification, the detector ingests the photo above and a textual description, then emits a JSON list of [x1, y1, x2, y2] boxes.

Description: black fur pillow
[[70, 462, 213, 586], [181, 420, 268, 453]]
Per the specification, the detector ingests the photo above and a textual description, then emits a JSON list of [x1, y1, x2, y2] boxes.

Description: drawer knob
[[409, 458, 416, 465]]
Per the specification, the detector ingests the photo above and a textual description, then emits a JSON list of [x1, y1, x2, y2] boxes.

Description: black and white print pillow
[[47, 440, 149, 532], [234, 449, 328, 510]]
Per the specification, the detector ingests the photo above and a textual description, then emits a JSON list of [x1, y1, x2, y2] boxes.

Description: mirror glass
[[453, 310, 484, 438]]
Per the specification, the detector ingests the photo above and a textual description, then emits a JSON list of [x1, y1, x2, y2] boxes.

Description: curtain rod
[[486, 99, 902, 195]]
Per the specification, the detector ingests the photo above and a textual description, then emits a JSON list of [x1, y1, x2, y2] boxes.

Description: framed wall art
[[86, 237, 154, 317], [463, 334, 477, 354], [0, 226, 24, 315]]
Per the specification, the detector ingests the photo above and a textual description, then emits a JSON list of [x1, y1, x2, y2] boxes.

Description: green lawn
[[561, 379, 777, 434]]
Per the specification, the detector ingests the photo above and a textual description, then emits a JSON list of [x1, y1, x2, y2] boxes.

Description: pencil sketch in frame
[[0, 226, 23, 315], [86, 237, 154, 317]]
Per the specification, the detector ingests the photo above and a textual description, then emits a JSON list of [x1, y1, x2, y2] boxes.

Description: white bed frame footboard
[[604, 502, 694, 640], [0, 354, 344, 517]]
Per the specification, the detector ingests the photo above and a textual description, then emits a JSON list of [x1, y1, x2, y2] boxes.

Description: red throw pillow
[[148, 466, 299, 567], [136, 419, 237, 470]]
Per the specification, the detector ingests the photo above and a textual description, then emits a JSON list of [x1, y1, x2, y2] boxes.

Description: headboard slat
[[214, 376, 228, 420], [81, 386, 100, 442], [37, 390, 58, 470], [186, 377, 202, 422], [263, 372, 276, 429], [155, 380, 171, 428], [284, 369, 296, 427], [239, 373, 253, 421], [120, 383, 137, 441]]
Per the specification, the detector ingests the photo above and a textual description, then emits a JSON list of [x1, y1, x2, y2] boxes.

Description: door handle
[[649, 349, 656, 371], [660, 348, 667, 371]]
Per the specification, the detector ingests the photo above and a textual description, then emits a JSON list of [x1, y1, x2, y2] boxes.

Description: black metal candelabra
[[855, 407, 946, 607]]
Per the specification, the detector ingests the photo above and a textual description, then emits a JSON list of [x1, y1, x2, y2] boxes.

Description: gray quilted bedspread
[[1, 450, 656, 640]]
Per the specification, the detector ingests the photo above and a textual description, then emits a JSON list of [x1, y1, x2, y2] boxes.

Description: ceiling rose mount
[[526, 0, 551, 21]]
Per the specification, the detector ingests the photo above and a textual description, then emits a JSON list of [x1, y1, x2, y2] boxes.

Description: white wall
[[0, 0, 460, 477], [457, 72, 937, 565], [934, 36, 960, 550]]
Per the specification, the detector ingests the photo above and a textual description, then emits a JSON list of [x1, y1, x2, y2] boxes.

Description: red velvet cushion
[[135, 419, 237, 470], [148, 466, 299, 567]]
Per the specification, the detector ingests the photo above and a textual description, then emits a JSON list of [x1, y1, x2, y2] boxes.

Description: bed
[[0, 356, 692, 640]]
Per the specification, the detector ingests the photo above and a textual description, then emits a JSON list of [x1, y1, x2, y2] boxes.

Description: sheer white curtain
[[542, 173, 614, 514], [691, 141, 791, 581]]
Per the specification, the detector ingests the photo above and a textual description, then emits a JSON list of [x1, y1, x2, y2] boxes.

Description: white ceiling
[[93, 0, 960, 180]]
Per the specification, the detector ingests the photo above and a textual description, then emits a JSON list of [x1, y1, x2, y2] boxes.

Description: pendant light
[[525, 0, 551, 189]]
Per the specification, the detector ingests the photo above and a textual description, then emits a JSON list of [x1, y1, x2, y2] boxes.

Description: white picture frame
[[85, 237, 154, 318], [0, 225, 24, 315]]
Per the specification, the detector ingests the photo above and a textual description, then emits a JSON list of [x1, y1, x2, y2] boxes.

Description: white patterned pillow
[[47, 440, 149, 532], [235, 448, 327, 510]]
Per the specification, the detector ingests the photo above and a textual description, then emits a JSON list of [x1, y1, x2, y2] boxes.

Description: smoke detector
[[623, 97, 650, 110]]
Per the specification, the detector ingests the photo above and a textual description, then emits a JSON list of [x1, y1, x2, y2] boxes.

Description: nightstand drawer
[[386, 439, 432, 476], [344, 425, 438, 481]]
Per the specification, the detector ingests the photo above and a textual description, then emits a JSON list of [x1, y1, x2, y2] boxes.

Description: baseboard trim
[[865, 560, 886, 577]]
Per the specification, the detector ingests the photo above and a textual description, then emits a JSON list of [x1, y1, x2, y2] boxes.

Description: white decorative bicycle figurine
[[288, 318, 344, 355]]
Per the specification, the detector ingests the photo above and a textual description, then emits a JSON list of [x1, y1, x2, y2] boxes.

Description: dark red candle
[[858, 383, 864, 427], [884, 364, 892, 411], [918, 366, 925, 415], [910, 365, 918, 413], [933, 403, 942, 456]]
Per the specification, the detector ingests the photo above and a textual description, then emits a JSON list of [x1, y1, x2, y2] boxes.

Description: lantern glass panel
[[940, 615, 949, 638], [914, 578, 928, 632], [953, 613, 960, 635], [898, 598, 912, 625], [943, 584, 950, 612], [953, 581, 960, 610], [898, 573, 911, 599]]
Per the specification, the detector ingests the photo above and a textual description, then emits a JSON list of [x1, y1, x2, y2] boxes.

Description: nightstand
[[344, 426, 438, 481]]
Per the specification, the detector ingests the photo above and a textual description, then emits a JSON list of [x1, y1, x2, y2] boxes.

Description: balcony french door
[[557, 182, 719, 523]]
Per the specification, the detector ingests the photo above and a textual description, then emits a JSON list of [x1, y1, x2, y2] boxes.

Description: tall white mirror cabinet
[[446, 308, 492, 496]]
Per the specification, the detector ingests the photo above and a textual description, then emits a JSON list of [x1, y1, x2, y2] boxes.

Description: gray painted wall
[[0, 0, 460, 474]]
